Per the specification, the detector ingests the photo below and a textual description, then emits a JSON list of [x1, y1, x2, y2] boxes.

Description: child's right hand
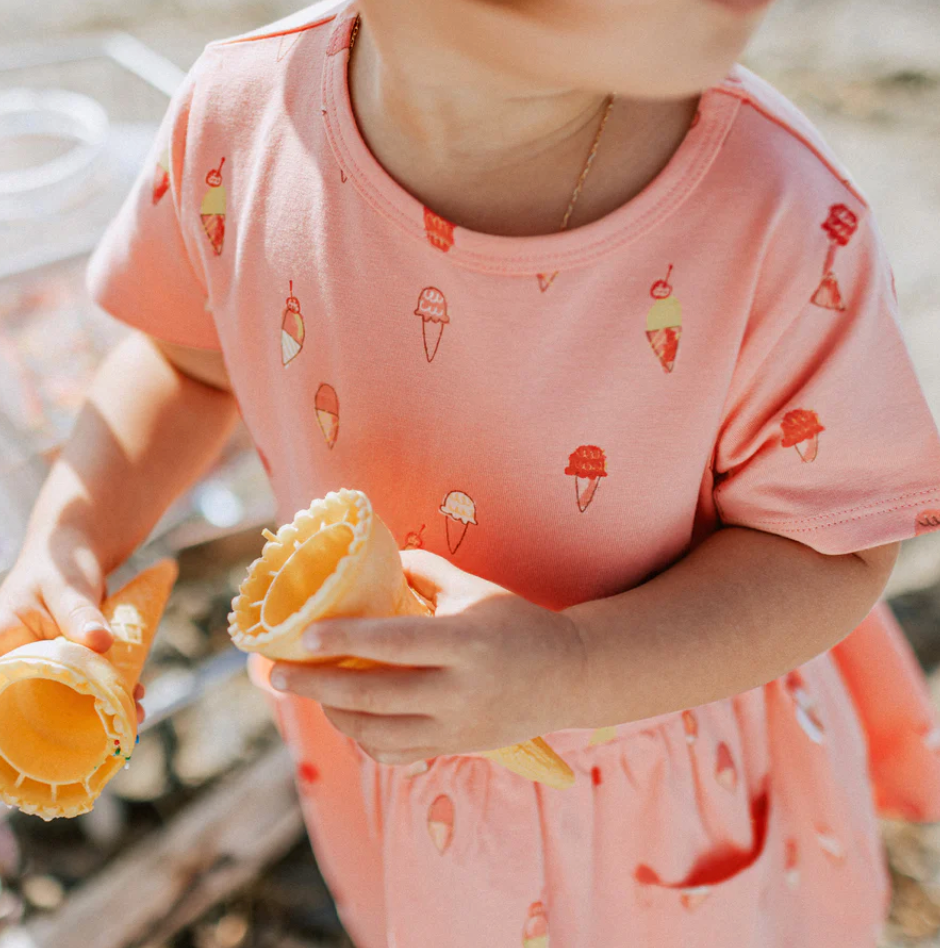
[[0, 531, 146, 724]]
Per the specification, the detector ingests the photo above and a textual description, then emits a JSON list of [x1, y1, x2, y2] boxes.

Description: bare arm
[[563, 527, 899, 727], [1, 333, 237, 654]]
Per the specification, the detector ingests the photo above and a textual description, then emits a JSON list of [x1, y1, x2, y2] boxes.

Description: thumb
[[43, 578, 114, 653]]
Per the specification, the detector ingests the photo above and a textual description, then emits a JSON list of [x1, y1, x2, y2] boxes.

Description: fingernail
[[303, 630, 323, 652], [271, 672, 287, 691], [81, 621, 110, 636]]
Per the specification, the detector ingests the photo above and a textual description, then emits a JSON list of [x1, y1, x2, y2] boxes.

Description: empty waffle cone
[[0, 560, 177, 820], [228, 490, 574, 788]]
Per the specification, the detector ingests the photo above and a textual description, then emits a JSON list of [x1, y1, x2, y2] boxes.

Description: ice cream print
[[811, 203, 859, 311], [785, 670, 825, 743], [200, 158, 227, 256], [646, 265, 682, 373], [522, 901, 549, 948], [427, 794, 455, 854], [280, 281, 306, 366], [565, 445, 608, 513], [537, 272, 558, 293], [915, 510, 940, 536], [780, 409, 825, 463], [423, 207, 455, 252], [315, 384, 339, 449], [439, 490, 477, 554], [415, 287, 450, 362], [152, 147, 170, 205]]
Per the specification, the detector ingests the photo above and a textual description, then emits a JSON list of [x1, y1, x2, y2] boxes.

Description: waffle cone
[[0, 560, 177, 820], [230, 490, 574, 787]]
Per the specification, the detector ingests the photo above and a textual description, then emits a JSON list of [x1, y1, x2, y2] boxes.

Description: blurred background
[[0, 1, 939, 946]]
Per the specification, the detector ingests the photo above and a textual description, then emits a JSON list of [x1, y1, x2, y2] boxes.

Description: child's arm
[[0, 332, 237, 657], [562, 526, 899, 728], [267, 533, 897, 764]]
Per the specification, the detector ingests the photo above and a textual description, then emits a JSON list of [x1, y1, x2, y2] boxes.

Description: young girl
[[3, 0, 940, 943]]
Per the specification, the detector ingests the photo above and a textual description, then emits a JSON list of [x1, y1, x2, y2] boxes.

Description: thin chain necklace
[[347, 15, 615, 232]]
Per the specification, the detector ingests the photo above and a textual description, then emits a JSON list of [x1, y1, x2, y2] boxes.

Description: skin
[[0, 0, 899, 762]]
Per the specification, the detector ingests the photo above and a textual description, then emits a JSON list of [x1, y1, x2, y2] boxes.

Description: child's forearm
[[23, 332, 238, 573], [562, 528, 899, 728]]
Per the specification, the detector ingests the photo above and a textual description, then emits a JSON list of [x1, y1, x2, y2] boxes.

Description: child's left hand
[[269, 550, 592, 765]]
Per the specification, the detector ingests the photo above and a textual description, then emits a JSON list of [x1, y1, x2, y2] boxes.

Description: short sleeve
[[85, 65, 220, 350], [713, 206, 940, 554]]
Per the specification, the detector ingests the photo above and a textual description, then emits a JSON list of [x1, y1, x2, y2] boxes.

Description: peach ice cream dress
[[86, 4, 940, 945]]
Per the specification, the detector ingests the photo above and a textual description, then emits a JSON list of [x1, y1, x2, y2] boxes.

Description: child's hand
[[269, 550, 591, 765], [0, 532, 146, 725]]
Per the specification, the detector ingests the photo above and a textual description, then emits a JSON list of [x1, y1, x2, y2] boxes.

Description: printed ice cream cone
[[564, 446, 608, 513], [152, 147, 170, 205], [815, 826, 846, 866], [229, 490, 574, 788], [0, 560, 177, 821], [646, 265, 682, 373], [811, 204, 858, 311], [715, 742, 738, 792], [589, 726, 618, 746], [439, 490, 476, 554], [427, 793, 455, 854], [780, 409, 824, 463], [785, 671, 825, 744], [200, 158, 227, 255], [522, 901, 549, 948], [315, 383, 339, 448], [280, 281, 306, 366], [915, 510, 940, 536], [423, 207, 455, 252], [682, 710, 698, 744], [276, 30, 303, 62], [403, 525, 426, 550], [784, 839, 800, 890], [415, 287, 450, 362], [679, 886, 712, 911], [537, 272, 558, 293]]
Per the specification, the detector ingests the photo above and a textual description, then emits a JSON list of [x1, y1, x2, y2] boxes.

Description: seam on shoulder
[[207, 3, 343, 48], [712, 86, 869, 210]]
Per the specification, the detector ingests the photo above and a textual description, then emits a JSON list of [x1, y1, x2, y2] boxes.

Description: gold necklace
[[347, 15, 614, 232]]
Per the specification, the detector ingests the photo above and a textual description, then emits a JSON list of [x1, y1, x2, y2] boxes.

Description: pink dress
[[87, 4, 940, 944]]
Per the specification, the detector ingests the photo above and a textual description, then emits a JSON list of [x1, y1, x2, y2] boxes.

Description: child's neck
[[349, 16, 700, 238]]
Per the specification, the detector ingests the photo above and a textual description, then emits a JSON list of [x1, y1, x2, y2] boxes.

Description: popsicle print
[[646, 265, 682, 373], [811, 204, 858, 311]]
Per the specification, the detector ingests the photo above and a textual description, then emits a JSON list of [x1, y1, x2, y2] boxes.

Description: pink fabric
[[87, 4, 940, 944]]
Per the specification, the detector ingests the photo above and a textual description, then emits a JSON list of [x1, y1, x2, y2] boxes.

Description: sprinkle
[[136, 735, 140, 745]]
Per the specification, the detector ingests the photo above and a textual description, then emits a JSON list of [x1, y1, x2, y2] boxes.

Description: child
[[3, 0, 940, 943]]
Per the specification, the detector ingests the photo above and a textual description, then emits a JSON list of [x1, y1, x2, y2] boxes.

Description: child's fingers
[[42, 580, 113, 653], [0, 609, 36, 656]]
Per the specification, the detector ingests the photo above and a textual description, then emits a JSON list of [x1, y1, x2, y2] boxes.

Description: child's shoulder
[[716, 65, 869, 218]]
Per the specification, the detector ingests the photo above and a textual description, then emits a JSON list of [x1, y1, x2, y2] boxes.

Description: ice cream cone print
[[537, 272, 558, 293], [811, 204, 858, 311], [815, 825, 846, 866], [715, 742, 738, 792], [315, 384, 339, 448], [682, 710, 698, 744], [280, 281, 306, 366], [679, 887, 712, 911], [439, 491, 477, 553], [565, 445, 608, 513], [415, 287, 450, 362], [200, 158, 227, 255], [646, 265, 683, 373], [152, 147, 170, 205], [785, 671, 825, 744], [276, 30, 303, 62], [522, 901, 549, 948], [915, 510, 940, 536], [589, 726, 618, 746], [427, 793, 454, 854], [784, 839, 800, 890], [403, 525, 426, 550], [780, 409, 824, 463], [424, 207, 455, 253]]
